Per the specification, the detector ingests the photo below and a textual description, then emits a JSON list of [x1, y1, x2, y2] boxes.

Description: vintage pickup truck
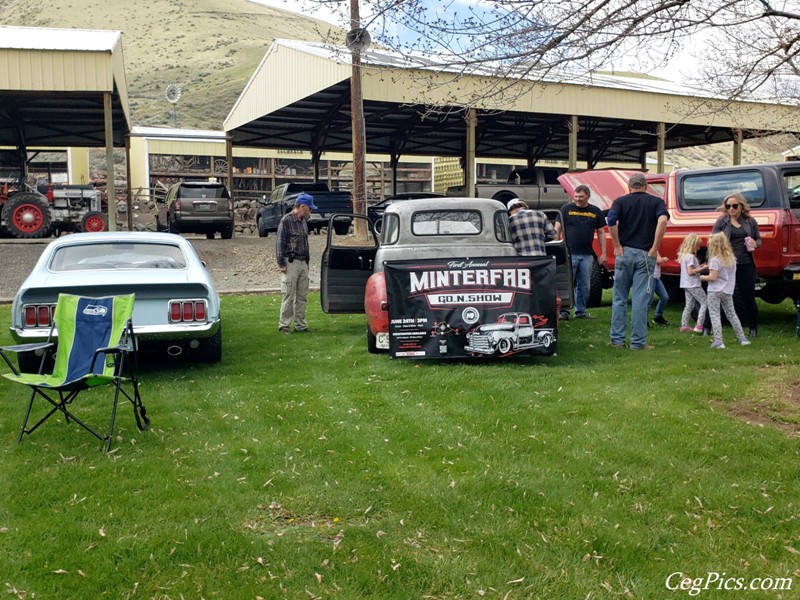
[[256, 182, 353, 236], [559, 162, 800, 308], [320, 197, 573, 355]]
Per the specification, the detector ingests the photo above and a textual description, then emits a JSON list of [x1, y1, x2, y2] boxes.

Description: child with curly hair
[[700, 232, 751, 349], [677, 233, 707, 333]]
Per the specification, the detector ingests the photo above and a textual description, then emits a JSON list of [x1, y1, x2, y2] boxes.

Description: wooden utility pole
[[350, 0, 367, 216]]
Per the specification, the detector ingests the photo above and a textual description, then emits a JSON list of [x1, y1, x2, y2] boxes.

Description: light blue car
[[9, 231, 222, 370]]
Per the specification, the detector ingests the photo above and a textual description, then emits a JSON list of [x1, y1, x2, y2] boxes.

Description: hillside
[[1, 0, 795, 167], [0, 0, 340, 130]]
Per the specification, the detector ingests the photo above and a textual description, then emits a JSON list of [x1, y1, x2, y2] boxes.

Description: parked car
[[320, 197, 573, 353], [9, 232, 222, 370], [156, 180, 234, 239], [367, 192, 445, 228]]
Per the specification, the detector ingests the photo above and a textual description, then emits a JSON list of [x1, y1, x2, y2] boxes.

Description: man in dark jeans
[[276, 193, 317, 334], [607, 173, 669, 350], [558, 184, 607, 319]]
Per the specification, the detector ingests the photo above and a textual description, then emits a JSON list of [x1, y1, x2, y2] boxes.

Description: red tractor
[[0, 182, 107, 239]]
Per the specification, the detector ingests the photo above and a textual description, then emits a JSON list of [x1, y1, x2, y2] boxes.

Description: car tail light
[[23, 303, 55, 327], [169, 300, 208, 323]]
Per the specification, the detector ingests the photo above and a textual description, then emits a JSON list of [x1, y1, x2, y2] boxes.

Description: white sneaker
[[740, 339, 751, 346], [710, 341, 726, 349]]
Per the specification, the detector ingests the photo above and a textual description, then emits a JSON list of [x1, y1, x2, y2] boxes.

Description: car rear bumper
[[10, 319, 220, 344]]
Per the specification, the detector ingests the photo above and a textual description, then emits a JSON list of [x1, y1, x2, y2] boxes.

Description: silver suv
[[156, 181, 234, 239]]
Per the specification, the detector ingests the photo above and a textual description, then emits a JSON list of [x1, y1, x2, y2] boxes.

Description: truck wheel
[[206, 232, 215, 240], [587, 259, 604, 307], [168, 218, 179, 234], [221, 226, 233, 240], [3, 192, 51, 239], [257, 218, 268, 238], [497, 338, 512, 354], [367, 328, 380, 354], [492, 192, 517, 206], [81, 211, 108, 232]]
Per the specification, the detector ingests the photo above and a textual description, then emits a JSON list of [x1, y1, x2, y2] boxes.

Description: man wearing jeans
[[607, 173, 669, 350], [559, 185, 607, 319]]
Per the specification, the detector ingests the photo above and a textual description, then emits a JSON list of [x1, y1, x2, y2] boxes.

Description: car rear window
[[411, 210, 482, 235], [680, 170, 766, 209], [50, 243, 188, 271], [180, 185, 228, 199]]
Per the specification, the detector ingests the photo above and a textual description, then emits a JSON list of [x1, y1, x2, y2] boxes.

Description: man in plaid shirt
[[508, 198, 557, 256]]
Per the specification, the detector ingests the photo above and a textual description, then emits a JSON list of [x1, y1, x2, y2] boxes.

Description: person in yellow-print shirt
[[557, 185, 607, 319]]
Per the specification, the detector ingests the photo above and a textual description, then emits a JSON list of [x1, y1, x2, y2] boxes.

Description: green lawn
[[0, 294, 798, 599]]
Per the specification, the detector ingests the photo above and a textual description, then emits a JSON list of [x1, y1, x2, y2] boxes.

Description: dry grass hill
[[1, 0, 796, 168]]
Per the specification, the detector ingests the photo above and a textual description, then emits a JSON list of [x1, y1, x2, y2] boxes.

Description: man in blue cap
[[276, 193, 318, 334]]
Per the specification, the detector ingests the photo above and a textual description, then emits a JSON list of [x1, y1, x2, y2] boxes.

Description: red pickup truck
[[558, 163, 800, 307]]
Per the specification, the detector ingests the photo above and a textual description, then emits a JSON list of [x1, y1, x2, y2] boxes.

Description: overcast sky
[[250, 0, 698, 83]]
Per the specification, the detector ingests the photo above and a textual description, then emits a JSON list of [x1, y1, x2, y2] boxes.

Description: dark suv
[[156, 181, 234, 239]]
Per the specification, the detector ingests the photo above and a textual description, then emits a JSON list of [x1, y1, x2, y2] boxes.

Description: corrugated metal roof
[[225, 38, 800, 168], [0, 26, 131, 147], [0, 25, 121, 52]]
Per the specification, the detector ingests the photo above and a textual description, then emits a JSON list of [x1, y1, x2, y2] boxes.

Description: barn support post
[[465, 108, 477, 195], [733, 128, 743, 165], [656, 122, 666, 173], [104, 91, 116, 231], [568, 115, 578, 170]]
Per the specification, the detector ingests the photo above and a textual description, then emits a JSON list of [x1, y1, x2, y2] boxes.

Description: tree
[[309, 0, 800, 108]]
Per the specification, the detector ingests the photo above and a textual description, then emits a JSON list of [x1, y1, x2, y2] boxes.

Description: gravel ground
[[0, 234, 329, 302]]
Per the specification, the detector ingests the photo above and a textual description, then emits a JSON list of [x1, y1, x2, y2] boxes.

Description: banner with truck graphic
[[384, 255, 558, 359]]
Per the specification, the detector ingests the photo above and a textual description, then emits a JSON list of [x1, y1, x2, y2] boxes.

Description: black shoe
[[749, 327, 757, 338], [279, 327, 291, 335], [559, 311, 570, 320], [294, 327, 313, 333], [653, 315, 669, 326]]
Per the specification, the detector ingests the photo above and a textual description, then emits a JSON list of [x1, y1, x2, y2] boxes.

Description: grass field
[[0, 293, 798, 599]]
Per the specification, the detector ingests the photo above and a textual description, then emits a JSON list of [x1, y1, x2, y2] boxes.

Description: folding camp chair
[[0, 293, 149, 452]]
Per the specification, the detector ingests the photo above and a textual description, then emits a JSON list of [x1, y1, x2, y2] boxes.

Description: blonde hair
[[707, 232, 735, 267], [677, 233, 702, 261], [718, 192, 752, 219]]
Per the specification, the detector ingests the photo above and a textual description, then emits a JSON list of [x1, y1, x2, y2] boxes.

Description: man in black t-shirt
[[559, 185, 607, 319], [607, 173, 669, 350]]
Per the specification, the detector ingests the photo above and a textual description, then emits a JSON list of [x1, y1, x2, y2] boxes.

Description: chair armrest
[[89, 344, 135, 372], [0, 342, 55, 354]]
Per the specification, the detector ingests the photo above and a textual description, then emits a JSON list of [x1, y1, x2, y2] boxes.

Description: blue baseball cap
[[295, 193, 318, 210]]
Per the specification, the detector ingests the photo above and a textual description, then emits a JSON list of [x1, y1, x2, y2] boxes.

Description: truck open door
[[320, 214, 378, 313]]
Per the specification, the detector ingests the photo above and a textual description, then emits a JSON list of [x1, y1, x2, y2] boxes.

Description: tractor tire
[[81, 211, 108, 233], [3, 192, 51, 239]]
